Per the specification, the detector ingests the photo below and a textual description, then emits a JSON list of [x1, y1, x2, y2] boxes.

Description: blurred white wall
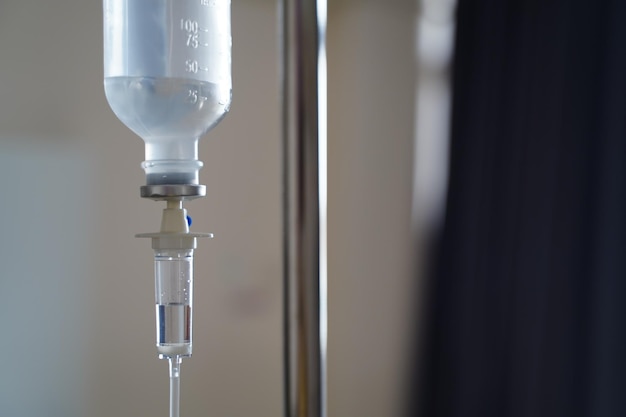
[[0, 0, 419, 416], [328, 1, 417, 416]]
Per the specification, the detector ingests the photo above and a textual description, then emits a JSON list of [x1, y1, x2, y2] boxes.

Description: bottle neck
[[141, 160, 203, 186], [142, 139, 202, 185]]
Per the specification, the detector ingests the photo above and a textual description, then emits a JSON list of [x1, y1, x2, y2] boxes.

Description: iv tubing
[[169, 356, 182, 417]]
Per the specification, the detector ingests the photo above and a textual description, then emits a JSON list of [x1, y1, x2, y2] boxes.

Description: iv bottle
[[103, 0, 232, 186]]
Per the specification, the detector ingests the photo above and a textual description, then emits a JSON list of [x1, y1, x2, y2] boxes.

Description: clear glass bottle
[[103, 0, 232, 185]]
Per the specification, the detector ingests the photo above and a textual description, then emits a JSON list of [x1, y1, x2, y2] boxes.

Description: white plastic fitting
[[137, 200, 212, 250]]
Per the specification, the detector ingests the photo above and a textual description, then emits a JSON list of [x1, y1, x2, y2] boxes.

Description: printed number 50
[[185, 59, 199, 73]]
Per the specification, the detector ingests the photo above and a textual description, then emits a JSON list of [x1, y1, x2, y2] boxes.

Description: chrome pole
[[281, 0, 327, 416]]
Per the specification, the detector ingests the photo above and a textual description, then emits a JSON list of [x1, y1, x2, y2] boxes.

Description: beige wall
[[0, 0, 419, 416], [328, 1, 417, 416]]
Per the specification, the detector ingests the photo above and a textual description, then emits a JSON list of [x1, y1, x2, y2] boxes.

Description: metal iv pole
[[281, 0, 327, 416]]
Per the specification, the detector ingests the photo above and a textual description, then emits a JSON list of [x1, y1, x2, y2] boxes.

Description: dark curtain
[[415, 1, 626, 416]]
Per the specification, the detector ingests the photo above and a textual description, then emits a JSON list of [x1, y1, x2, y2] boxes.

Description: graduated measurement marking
[[181, 19, 200, 48], [186, 88, 208, 104], [181, 18, 209, 74], [181, 19, 209, 49], [184, 59, 210, 73]]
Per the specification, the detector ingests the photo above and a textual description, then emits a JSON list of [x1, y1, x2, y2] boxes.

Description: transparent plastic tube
[[155, 249, 194, 358], [169, 356, 182, 417]]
